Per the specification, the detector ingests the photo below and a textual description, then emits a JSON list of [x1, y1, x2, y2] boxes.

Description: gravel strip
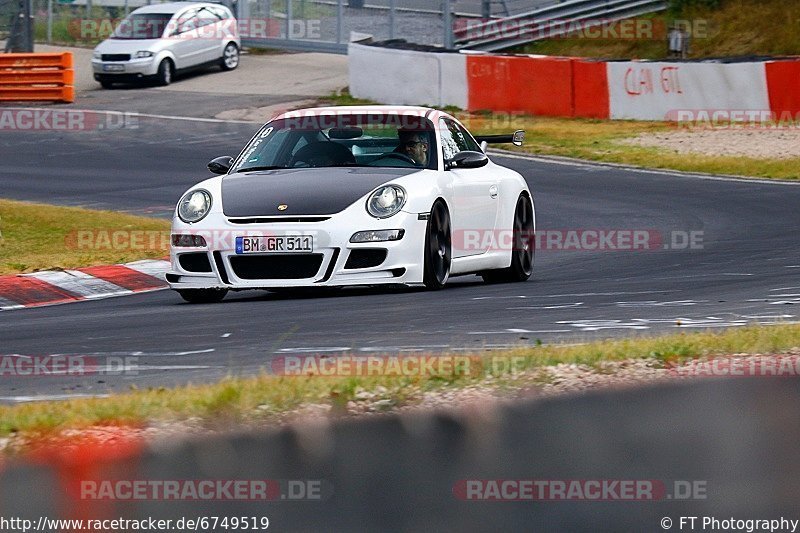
[[620, 129, 800, 160]]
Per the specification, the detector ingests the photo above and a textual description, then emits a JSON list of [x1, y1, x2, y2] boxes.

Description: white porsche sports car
[[168, 106, 535, 303]]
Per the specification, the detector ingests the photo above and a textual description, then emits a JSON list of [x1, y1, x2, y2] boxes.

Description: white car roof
[[273, 105, 447, 122], [131, 2, 226, 15]]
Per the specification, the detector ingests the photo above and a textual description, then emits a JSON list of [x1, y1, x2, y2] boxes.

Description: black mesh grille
[[213, 252, 230, 284], [228, 217, 331, 224], [344, 249, 387, 270], [178, 253, 212, 273], [230, 254, 324, 280], [101, 54, 131, 61]]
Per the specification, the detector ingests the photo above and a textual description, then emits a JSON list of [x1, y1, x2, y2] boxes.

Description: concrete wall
[[349, 42, 468, 109]]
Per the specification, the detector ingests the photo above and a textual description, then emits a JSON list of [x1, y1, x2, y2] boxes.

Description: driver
[[396, 130, 429, 167]]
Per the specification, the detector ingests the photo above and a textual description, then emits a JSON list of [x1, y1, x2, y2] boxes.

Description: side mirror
[[208, 156, 233, 174], [445, 150, 489, 170]]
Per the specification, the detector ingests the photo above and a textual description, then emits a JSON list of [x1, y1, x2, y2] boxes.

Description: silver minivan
[[92, 2, 241, 88]]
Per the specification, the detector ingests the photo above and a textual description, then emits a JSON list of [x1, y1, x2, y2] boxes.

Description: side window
[[442, 118, 479, 156], [196, 7, 220, 27], [211, 6, 232, 20], [455, 122, 482, 152], [439, 119, 460, 160], [177, 10, 198, 33]]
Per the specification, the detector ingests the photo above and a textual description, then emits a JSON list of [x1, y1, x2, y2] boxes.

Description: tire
[[176, 289, 228, 303], [220, 42, 239, 71], [481, 194, 534, 284], [423, 201, 451, 290], [155, 59, 174, 86]]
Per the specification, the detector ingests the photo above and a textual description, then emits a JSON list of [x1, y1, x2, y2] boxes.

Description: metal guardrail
[[454, 0, 668, 51]]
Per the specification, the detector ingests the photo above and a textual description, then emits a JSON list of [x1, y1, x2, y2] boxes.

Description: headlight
[[366, 185, 406, 219], [134, 51, 154, 58], [178, 190, 212, 223], [92, 50, 101, 59]]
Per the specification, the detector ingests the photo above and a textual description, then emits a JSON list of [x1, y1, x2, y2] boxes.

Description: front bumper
[[92, 58, 159, 79], [167, 211, 428, 290]]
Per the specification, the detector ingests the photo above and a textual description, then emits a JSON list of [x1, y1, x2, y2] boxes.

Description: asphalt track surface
[[2, 113, 799, 402]]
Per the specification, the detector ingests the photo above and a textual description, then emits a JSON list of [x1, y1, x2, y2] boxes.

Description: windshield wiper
[[235, 166, 285, 173]]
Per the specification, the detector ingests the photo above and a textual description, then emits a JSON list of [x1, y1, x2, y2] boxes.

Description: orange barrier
[[527, 56, 574, 117], [466, 55, 515, 111], [765, 60, 800, 116], [572, 59, 609, 119], [0, 52, 75, 103], [467, 55, 573, 116], [466, 55, 609, 119]]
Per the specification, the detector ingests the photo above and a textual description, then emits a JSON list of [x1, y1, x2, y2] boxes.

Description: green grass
[[34, 5, 121, 46], [0, 199, 170, 275], [464, 114, 800, 180], [317, 91, 800, 180], [516, 0, 800, 59], [2, 324, 798, 443]]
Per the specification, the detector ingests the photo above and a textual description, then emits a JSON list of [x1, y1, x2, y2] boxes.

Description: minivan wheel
[[155, 59, 173, 86], [220, 43, 239, 71]]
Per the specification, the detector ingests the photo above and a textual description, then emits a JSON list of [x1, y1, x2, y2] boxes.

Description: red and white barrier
[[765, 60, 800, 117], [349, 43, 800, 122], [607, 61, 770, 120]]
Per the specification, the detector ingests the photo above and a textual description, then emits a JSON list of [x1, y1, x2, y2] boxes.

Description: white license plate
[[103, 64, 125, 72], [235, 235, 313, 254]]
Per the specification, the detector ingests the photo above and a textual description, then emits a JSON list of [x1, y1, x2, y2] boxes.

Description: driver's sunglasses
[[401, 140, 425, 148]]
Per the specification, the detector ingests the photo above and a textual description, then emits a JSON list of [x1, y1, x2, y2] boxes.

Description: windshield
[[111, 13, 172, 39], [232, 113, 438, 173]]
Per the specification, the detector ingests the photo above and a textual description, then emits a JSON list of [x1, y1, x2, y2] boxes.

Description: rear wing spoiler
[[474, 130, 525, 148]]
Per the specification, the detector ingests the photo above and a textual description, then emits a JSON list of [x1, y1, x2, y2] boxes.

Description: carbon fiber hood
[[221, 167, 419, 217]]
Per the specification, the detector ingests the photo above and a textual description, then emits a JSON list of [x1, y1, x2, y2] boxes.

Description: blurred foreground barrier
[[0, 52, 75, 103], [2, 378, 800, 531]]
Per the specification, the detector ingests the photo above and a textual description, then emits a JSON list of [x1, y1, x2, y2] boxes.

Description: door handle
[[489, 185, 498, 199]]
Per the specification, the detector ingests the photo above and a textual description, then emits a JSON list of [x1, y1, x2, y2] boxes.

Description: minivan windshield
[[232, 113, 438, 173], [111, 13, 173, 39]]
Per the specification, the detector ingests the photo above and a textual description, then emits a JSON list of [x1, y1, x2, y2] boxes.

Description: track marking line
[[0, 106, 261, 124], [490, 149, 800, 186]]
